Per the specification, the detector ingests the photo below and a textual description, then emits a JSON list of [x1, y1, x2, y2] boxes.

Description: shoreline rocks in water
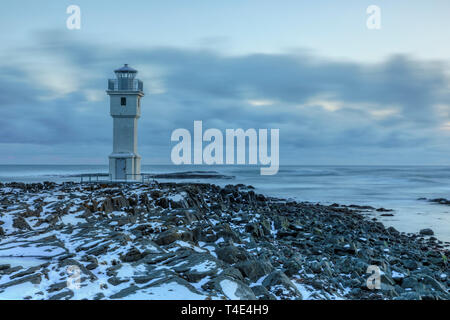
[[0, 181, 448, 300], [146, 171, 234, 180]]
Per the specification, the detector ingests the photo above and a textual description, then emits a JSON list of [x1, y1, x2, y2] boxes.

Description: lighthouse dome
[[114, 64, 137, 73]]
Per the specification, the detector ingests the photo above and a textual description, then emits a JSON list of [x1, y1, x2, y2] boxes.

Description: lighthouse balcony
[[108, 78, 143, 92]]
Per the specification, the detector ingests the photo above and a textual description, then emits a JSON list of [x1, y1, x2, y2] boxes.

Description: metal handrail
[[125, 173, 156, 184], [78, 173, 156, 184], [108, 79, 143, 92], [79, 173, 111, 183]]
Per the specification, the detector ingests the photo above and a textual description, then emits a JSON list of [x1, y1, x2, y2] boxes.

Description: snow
[[174, 240, 207, 253], [191, 260, 216, 273], [0, 244, 65, 257], [116, 264, 146, 278], [168, 193, 185, 202], [0, 257, 47, 268], [61, 214, 85, 226], [293, 282, 316, 300], [119, 281, 207, 300], [252, 275, 267, 286], [392, 270, 405, 279], [220, 279, 239, 300], [0, 280, 41, 300], [202, 245, 217, 258]]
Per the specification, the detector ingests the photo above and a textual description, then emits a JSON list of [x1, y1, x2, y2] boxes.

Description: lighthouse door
[[116, 159, 126, 180]]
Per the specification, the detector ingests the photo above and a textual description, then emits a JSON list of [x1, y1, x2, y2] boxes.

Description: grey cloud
[[0, 30, 449, 164]]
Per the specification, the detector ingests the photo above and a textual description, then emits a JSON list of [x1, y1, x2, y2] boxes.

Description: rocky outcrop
[[0, 181, 448, 300]]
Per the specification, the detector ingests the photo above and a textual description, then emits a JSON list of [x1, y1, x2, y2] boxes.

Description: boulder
[[154, 228, 192, 245], [262, 270, 302, 300], [215, 245, 249, 264], [251, 285, 276, 300], [120, 247, 147, 263], [235, 260, 273, 282], [166, 252, 221, 282], [419, 228, 434, 236], [12, 216, 31, 230], [214, 276, 257, 300], [420, 275, 448, 294]]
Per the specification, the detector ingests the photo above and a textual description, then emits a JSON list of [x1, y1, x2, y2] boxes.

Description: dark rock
[[109, 284, 140, 299], [251, 285, 276, 300], [49, 290, 74, 300], [154, 228, 192, 245], [394, 292, 422, 300], [213, 276, 257, 300], [93, 293, 105, 300], [387, 226, 399, 234], [245, 223, 265, 238], [235, 260, 273, 282], [220, 267, 244, 282], [0, 273, 41, 289], [48, 282, 69, 293], [12, 216, 32, 230], [10, 265, 43, 280], [0, 265, 22, 275], [334, 245, 356, 255], [165, 252, 221, 282], [376, 208, 393, 212], [420, 275, 448, 294], [262, 270, 302, 300], [120, 247, 147, 263], [0, 264, 10, 271], [429, 198, 450, 205], [402, 259, 418, 270], [419, 228, 434, 236], [283, 259, 302, 277], [85, 262, 98, 270], [401, 277, 419, 289], [156, 197, 169, 209], [215, 245, 249, 264], [107, 277, 129, 286]]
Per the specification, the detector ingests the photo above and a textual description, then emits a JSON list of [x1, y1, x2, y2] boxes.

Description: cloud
[[0, 30, 449, 164]]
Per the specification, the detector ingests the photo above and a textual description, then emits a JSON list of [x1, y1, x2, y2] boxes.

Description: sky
[[0, 0, 450, 165]]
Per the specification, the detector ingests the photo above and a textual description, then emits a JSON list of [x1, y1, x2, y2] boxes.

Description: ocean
[[1, 164, 450, 244]]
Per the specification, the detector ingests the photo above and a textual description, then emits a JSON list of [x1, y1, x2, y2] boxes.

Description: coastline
[[2, 165, 450, 245], [0, 181, 449, 300]]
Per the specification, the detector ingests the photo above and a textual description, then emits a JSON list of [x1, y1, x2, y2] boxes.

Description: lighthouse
[[106, 64, 144, 181]]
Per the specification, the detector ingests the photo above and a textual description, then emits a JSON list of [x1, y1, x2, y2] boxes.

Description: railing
[[108, 79, 143, 92], [126, 173, 156, 184], [79, 173, 111, 183], [79, 173, 156, 185]]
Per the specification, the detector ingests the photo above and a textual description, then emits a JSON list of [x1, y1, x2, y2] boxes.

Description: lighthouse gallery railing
[[108, 79, 143, 92]]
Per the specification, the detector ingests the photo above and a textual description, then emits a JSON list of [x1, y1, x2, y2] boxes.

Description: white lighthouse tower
[[107, 64, 144, 181]]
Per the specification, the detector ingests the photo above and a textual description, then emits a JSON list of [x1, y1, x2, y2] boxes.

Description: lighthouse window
[[121, 97, 126, 106]]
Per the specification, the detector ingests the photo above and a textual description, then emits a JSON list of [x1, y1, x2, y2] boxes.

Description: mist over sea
[[1, 164, 449, 244]]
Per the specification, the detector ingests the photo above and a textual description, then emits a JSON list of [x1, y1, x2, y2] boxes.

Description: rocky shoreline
[[0, 181, 448, 300]]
